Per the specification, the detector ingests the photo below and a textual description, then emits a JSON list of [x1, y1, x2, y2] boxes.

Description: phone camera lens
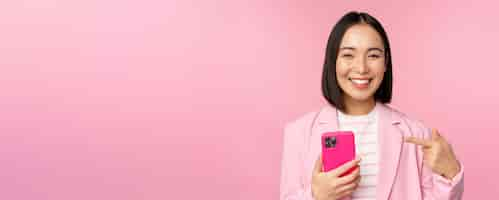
[[325, 136, 336, 148]]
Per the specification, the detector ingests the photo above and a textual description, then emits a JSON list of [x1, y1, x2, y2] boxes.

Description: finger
[[404, 136, 432, 147], [431, 128, 441, 140], [336, 188, 355, 199], [335, 176, 360, 194], [328, 157, 361, 177], [422, 149, 430, 162], [423, 147, 431, 154], [313, 154, 323, 174], [336, 166, 360, 185]]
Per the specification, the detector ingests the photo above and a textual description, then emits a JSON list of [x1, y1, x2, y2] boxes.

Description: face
[[336, 23, 386, 103]]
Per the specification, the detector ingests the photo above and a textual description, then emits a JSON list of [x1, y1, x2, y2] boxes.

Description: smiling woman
[[280, 11, 464, 200]]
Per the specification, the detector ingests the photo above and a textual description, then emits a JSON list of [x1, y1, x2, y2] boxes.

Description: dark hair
[[321, 11, 392, 111]]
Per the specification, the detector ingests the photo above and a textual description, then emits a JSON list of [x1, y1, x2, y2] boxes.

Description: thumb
[[431, 128, 440, 140], [313, 154, 323, 174]]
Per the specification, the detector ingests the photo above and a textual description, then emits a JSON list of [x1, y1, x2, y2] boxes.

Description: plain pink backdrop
[[1, 0, 497, 199]]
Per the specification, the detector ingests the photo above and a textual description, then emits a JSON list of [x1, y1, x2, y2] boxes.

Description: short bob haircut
[[321, 11, 393, 112]]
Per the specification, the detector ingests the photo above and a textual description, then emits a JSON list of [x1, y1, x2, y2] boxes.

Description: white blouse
[[337, 109, 378, 200]]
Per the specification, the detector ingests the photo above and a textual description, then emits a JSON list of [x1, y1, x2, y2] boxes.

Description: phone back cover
[[321, 131, 356, 173]]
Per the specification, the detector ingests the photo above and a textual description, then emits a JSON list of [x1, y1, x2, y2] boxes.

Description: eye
[[341, 54, 353, 58], [368, 54, 381, 59]]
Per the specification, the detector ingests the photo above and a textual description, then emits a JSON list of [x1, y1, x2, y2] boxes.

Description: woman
[[280, 11, 464, 200]]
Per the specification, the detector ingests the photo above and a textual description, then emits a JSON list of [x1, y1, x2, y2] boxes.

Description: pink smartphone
[[321, 131, 356, 176]]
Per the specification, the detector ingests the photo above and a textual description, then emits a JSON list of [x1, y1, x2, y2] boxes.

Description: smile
[[349, 78, 372, 89]]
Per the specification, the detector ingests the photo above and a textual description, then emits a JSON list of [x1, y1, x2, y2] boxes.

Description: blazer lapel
[[376, 103, 403, 200]]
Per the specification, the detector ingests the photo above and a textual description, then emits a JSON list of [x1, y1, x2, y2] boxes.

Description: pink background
[[1, 0, 497, 199]]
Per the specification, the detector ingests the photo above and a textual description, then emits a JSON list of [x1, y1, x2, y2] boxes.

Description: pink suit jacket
[[280, 103, 464, 200]]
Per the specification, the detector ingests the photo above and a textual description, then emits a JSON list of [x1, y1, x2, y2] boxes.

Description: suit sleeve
[[420, 127, 464, 200], [280, 122, 315, 200]]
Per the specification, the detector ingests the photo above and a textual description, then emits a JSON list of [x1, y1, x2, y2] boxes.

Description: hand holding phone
[[311, 153, 361, 200]]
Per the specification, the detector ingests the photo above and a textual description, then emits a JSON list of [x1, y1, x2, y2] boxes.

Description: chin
[[345, 91, 376, 102]]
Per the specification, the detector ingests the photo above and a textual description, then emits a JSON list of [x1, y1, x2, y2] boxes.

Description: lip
[[348, 78, 372, 89], [349, 77, 372, 80]]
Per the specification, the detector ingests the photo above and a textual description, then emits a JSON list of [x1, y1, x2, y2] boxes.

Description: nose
[[353, 56, 368, 74]]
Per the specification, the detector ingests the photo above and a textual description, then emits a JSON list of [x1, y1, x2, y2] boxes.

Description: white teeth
[[351, 79, 369, 84]]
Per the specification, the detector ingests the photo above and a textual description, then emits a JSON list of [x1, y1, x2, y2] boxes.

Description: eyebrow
[[340, 47, 384, 53]]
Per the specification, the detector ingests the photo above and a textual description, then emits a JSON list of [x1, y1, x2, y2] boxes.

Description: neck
[[342, 96, 376, 116]]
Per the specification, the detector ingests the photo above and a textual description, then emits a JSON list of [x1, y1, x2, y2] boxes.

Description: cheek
[[369, 61, 386, 77], [335, 61, 350, 78], [377, 66, 386, 78]]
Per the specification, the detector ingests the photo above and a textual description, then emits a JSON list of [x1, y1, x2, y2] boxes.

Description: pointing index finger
[[404, 136, 432, 147]]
